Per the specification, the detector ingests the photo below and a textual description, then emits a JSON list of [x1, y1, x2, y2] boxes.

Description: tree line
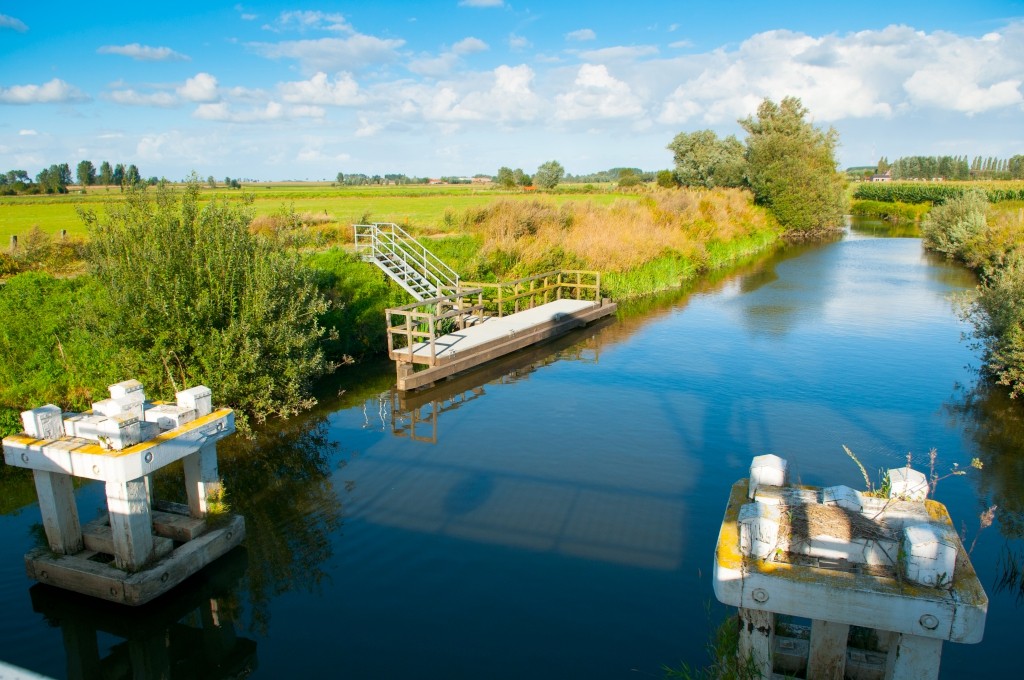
[[874, 155, 1024, 181], [0, 161, 152, 195]]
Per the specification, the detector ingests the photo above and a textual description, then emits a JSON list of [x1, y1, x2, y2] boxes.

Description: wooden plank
[[808, 619, 848, 679], [183, 442, 220, 518], [25, 548, 128, 603], [153, 510, 207, 542], [105, 478, 153, 570]]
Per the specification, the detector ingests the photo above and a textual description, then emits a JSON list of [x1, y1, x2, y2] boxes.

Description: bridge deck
[[408, 299, 597, 360]]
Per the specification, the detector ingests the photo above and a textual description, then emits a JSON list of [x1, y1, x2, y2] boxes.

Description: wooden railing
[[385, 270, 602, 367]]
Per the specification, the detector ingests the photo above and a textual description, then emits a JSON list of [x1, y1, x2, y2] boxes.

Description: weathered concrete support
[[808, 620, 849, 679], [886, 634, 943, 679], [32, 470, 83, 554], [737, 608, 774, 678], [183, 442, 220, 518], [105, 478, 154, 571]]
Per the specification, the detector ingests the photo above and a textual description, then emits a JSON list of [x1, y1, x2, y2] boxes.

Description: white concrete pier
[[714, 456, 988, 679], [2, 381, 244, 605]]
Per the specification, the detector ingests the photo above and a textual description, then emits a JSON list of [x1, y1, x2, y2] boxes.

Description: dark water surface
[[2, 222, 1022, 678]]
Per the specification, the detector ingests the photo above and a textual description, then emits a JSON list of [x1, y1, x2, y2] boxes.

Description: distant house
[[471, 176, 491, 184], [428, 178, 444, 185], [870, 170, 892, 182]]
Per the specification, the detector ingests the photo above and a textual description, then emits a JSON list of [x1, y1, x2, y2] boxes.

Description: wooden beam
[[105, 478, 153, 570], [32, 470, 83, 554]]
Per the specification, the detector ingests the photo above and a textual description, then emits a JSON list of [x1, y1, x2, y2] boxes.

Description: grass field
[[0, 182, 628, 241]]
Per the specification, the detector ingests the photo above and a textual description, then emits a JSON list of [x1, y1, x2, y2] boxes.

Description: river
[[1, 220, 1021, 678]]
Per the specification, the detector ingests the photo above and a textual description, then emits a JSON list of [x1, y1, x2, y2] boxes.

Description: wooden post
[[808, 619, 848, 679], [9, 234, 16, 252], [886, 635, 943, 680], [105, 478, 154, 570], [737, 608, 774, 679], [183, 442, 221, 518], [32, 470, 83, 554]]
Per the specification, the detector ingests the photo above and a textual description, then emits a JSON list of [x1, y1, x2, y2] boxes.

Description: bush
[[81, 179, 335, 425], [921, 189, 989, 263]]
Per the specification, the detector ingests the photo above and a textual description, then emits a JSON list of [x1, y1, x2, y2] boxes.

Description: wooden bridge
[[385, 270, 617, 391]]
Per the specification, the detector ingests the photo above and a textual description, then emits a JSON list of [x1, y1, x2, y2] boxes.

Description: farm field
[[0, 182, 628, 241]]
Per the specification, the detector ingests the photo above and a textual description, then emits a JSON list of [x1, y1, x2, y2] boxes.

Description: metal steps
[[353, 222, 459, 300]]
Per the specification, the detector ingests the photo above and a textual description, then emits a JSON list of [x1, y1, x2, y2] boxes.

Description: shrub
[[921, 189, 989, 263], [80, 179, 335, 425]]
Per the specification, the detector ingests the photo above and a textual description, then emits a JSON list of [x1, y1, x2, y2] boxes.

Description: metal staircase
[[353, 222, 460, 301]]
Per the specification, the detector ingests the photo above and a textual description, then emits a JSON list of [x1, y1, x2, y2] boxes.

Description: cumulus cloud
[[410, 38, 488, 77], [508, 34, 530, 50], [279, 72, 362, 106], [19, 129, 37, 135], [250, 34, 405, 73], [0, 78, 89, 105], [108, 89, 178, 107], [0, 14, 27, 31], [577, 45, 659, 61], [453, 37, 488, 55], [566, 29, 596, 42], [656, 23, 1024, 125], [178, 73, 220, 102], [555, 64, 643, 121], [97, 43, 190, 61]]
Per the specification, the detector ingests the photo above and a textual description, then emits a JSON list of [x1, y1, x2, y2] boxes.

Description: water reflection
[[30, 548, 255, 679]]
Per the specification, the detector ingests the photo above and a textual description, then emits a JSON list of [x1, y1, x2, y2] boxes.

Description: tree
[[496, 166, 515, 189], [667, 129, 746, 188], [112, 163, 125, 187], [36, 164, 70, 194], [335, 172, 344, 184], [656, 169, 679, 188], [80, 178, 335, 425], [513, 168, 531, 187], [207, 175, 217, 188], [125, 164, 141, 187], [617, 168, 640, 187], [739, 96, 846, 234], [76, 160, 96, 187], [99, 161, 113, 186], [533, 160, 565, 190]]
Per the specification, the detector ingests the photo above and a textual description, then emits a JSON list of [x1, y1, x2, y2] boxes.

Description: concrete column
[[808, 619, 849, 679], [105, 478, 154, 570], [737, 608, 774, 679], [886, 634, 943, 680], [183, 442, 220, 518], [32, 470, 83, 554]]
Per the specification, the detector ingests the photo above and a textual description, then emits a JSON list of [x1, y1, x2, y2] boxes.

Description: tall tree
[[739, 96, 845, 234], [668, 130, 746, 188], [98, 161, 113, 186], [112, 163, 125, 186], [125, 164, 141, 186], [513, 168, 531, 187], [533, 160, 565, 190], [76, 160, 96, 187], [496, 166, 515, 189]]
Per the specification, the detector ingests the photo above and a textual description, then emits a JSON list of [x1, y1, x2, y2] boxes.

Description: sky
[[1, 0, 1023, 180]]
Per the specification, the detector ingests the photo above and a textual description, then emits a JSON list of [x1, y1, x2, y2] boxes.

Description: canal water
[[1, 221, 1021, 678]]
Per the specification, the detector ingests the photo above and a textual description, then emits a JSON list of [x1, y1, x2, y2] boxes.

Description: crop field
[[0, 182, 628, 242]]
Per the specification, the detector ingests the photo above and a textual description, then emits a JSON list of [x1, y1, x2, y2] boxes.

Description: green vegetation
[[850, 199, 930, 224], [854, 181, 1024, 205], [533, 160, 565, 190], [740, 97, 846, 234], [667, 130, 746, 189]]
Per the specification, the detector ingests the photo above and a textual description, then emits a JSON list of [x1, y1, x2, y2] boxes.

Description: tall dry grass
[[469, 187, 778, 275]]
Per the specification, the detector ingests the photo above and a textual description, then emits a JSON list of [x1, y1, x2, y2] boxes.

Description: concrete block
[[903, 524, 957, 589], [92, 396, 144, 420], [888, 467, 929, 501], [822, 485, 862, 512], [108, 379, 144, 401], [739, 502, 781, 558], [748, 454, 788, 499], [95, 414, 142, 451], [773, 636, 808, 676], [71, 414, 108, 442], [21, 405, 65, 440], [176, 386, 212, 417], [862, 538, 899, 567], [144, 404, 196, 431]]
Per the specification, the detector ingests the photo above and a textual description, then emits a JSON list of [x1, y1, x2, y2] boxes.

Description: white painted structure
[[2, 381, 244, 605], [714, 457, 988, 679]]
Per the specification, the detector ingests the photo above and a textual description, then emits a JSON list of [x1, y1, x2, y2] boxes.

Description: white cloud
[[508, 34, 530, 50], [250, 35, 405, 73], [97, 43, 190, 61], [108, 89, 179, 107], [279, 72, 362, 105], [669, 40, 693, 49], [355, 116, 384, 137], [0, 78, 89, 105], [268, 10, 351, 33], [453, 37, 488, 55], [193, 101, 324, 123], [19, 129, 37, 135], [178, 73, 220, 102], [555, 64, 643, 121], [577, 45, 659, 61], [566, 29, 596, 42], [0, 14, 27, 31], [459, 0, 503, 6], [409, 53, 460, 77]]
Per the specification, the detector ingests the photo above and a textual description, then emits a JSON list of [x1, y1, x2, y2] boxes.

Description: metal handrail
[[354, 222, 459, 298]]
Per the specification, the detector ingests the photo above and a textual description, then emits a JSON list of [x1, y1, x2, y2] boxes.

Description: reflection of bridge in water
[[29, 548, 256, 679]]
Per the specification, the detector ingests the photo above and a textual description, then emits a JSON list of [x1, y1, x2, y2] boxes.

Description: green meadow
[[0, 182, 628, 241]]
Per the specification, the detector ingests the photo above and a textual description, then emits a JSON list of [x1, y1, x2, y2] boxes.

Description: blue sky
[[1, 1, 1023, 180]]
